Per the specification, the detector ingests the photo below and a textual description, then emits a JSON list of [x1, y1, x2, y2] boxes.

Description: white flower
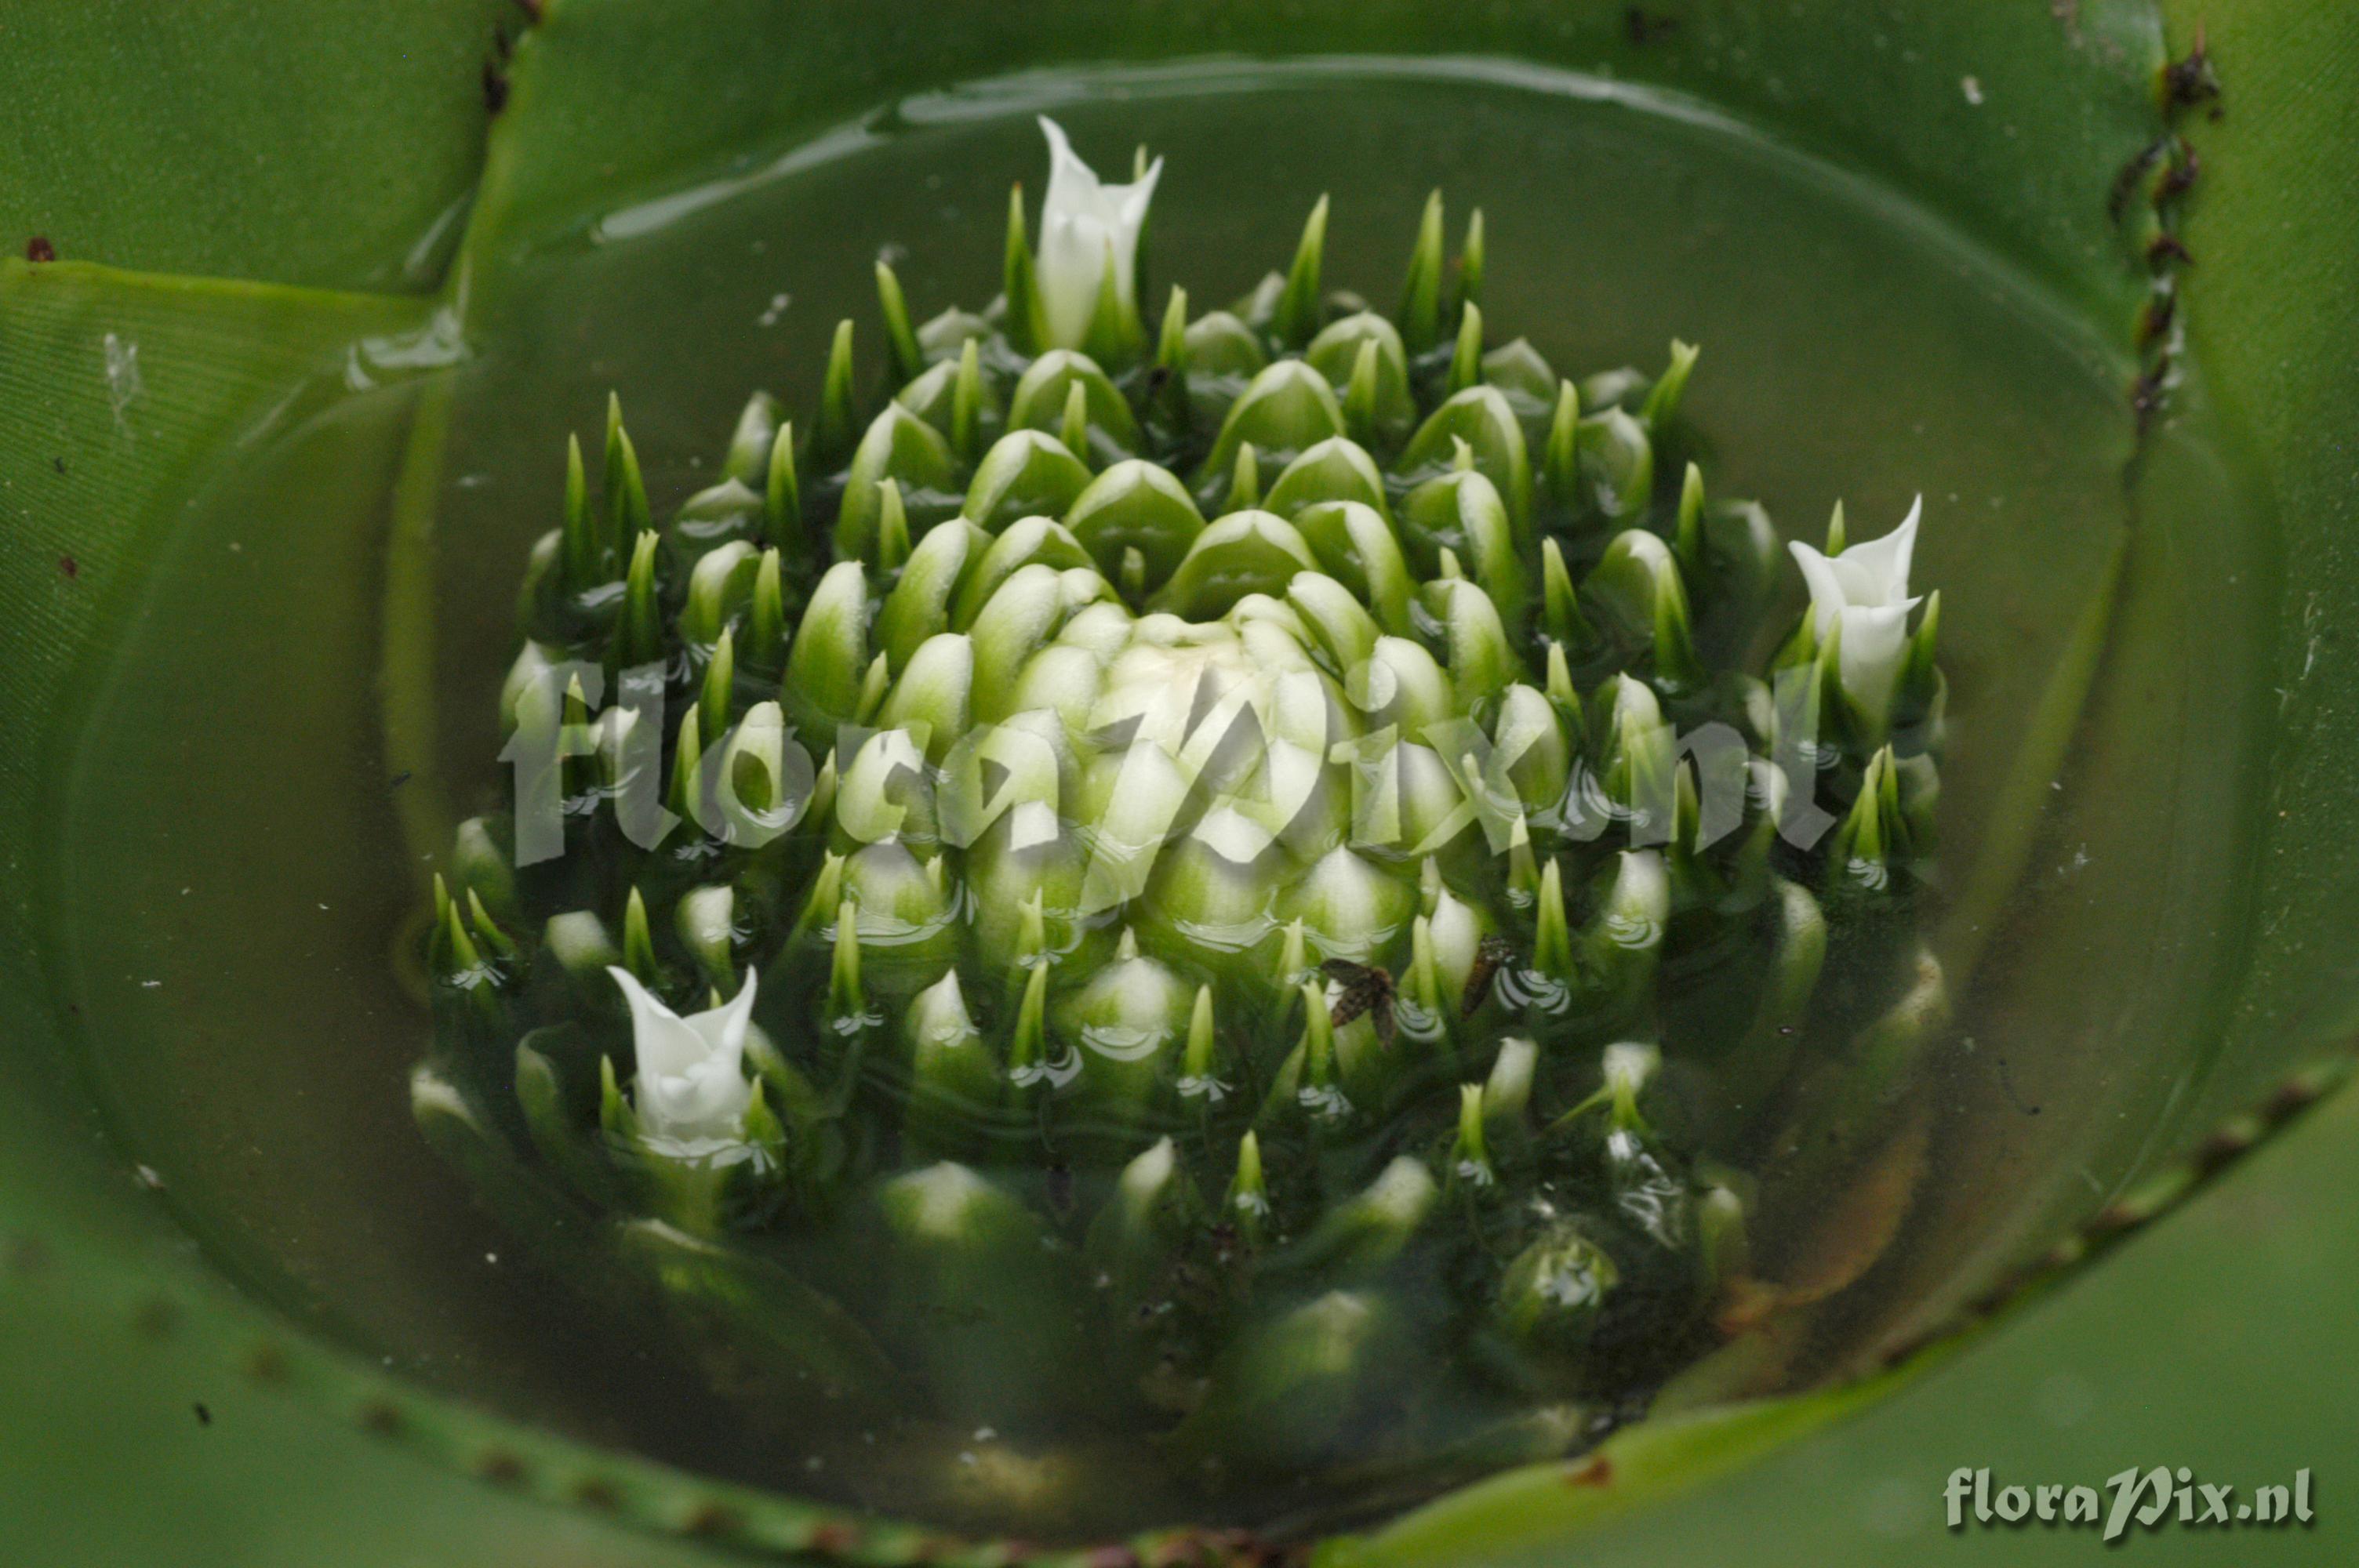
[[1035, 116, 1161, 350], [1788, 497, 1923, 721], [607, 966, 758, 1153]]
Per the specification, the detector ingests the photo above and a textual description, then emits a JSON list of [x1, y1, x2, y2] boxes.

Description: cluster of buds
[[417, 121, 1948, 1489]]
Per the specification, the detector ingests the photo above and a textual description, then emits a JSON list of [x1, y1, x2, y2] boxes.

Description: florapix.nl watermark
[[1946, 1466, 2314, 1541]]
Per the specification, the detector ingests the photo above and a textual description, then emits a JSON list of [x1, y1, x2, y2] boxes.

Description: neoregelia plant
[[415, 118, 1947, 1504]]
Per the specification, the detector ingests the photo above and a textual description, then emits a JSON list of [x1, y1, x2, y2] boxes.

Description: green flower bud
[[1575, 405, 1655, 527], [1063, 457, 1205, 589], [1087, 1135, 1205, 1311], [1400, 385, 1533, 533], [878, 1161, 1081, 1425], [903, 969, 996, 1159], [1006, 347, 1141, 460], [963, 427, 1093, 534], [1494, 1225, 1619, 1366], [1307, 311, 1416, 445], [1398, 468, 1523, 622], [839, 398, 967, 563], [1482, 337, 1558, 442], [780, 560, 869, 751], [1150, 510, 1319, 620], [1296, 499, 1418, 633], [1263, 434, 1392, 522], [1279, 1156, 1436, 1280], [1173, 1290, 1407, 1472], [1586, 529, 1706, 695], [1198, 360, 1347, 492]]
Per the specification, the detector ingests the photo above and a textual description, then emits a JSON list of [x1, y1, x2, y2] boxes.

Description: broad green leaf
[[0, 259, 430, 969], [0, 2, 513, 290]]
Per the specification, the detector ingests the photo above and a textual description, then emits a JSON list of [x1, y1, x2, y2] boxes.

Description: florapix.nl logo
[[1946, 1467, 2314, 1542]]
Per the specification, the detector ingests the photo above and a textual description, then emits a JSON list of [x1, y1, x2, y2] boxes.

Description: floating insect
[[1321, 958, 1398, 1047], [1463, 935, 1517, 1019]]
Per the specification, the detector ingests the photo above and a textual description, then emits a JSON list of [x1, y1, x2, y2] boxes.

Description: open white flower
[[1035, 116, 1161, 351], [1788, 497, 1922, 722], [607, 966, 758, 1152]]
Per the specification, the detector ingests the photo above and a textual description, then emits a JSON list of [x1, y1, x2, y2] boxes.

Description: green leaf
[[0, 2, 511, 289]]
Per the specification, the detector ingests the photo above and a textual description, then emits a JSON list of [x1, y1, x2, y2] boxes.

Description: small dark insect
[[1321, 958, 1397, 1047], [1043, 1157, 1076, 1218], [26, 236, 55, 263], [1461, 934, 1515, 1019], [57, 554, 78, 579], [51, 456, 66, 474], [387, 770, 414, 791], [1142, 365, 1172, 398], [482, 61, 509, 115], [1625, 7, 1679, 45], [192, 1403, 211, 1427], [1995, 1053, 2043, 1118]]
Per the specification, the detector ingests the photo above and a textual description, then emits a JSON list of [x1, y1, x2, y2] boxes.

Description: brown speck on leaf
[[2157, 143, 2201, 202], [807, 1521, 862, 1555], [58, 554, 78, 579], [2162, 22, 2223, 118], [2191, 1127, 2253, 1180], [1713, 1276, 1782, 1337], [357, 1399, 404, 1436], [475, 1449, 528, 1486], [26, 236, 55, 263], [2267, 1073, 2328, 1122], [1567, 1453, 1614, 1487], [511, 0, 543, 20], [2107, 139, 2165, 223], [685, 1502, 746, 1538], [2088, 1201, 2143, 1238], [192, 1403, 212, 1426]]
